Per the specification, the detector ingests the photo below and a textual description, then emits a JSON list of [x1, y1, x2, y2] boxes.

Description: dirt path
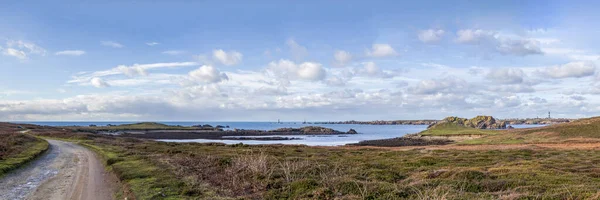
[[0, 140, 118, 200]]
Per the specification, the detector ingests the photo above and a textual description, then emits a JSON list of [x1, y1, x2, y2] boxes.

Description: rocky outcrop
[[429, 116, 507, 129], [347, 129, 358, 134], [269, 126, 341, 134]]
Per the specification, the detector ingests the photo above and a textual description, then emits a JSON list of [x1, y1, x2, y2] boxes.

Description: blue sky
[[1, 1, 600, 121]]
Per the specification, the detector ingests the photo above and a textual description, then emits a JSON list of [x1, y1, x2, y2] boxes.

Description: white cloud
[[529, 97, 548, 104], [6, 40, 46, 55], [486, 68, 525, 84], [542, 61, 595, 79], [69, 62, 198, 85], [542, 47, 599, 61], [116, 65, 147, 77], [494, 95, 521, 108], [162, 50, 186, 55], [146, 42, 159, 46], [334, 50, 352, 66], [418, 29, 445, 43], [456, 29, 542, 56], [411, 77, 468, 95], [213, 49, 243, 66], [571, 95, 586, 101], [113, 62, 197, 77], [325, 76, 348, 87], [496, 38, 542, 56], [286, 39, 308, 60], [297, 62, 326, 81], [55, 50, 86, 56], [359, 62, 394, 78], [366, 44, 398, 57], [90, 77, 110, 88], [456, 29, 496, 44], [3, 48, 27, 60], [2, 40, 46, 60], [267, 59, 327, 82], [188, 65, 229, 83], [101, 41, 124, 48], [487, 84, 535, 93]]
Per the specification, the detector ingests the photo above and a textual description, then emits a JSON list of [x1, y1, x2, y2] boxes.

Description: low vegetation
[[23, 123, 600, 199], [419, 122, 499, 136], [351, 137, 453, 147], [0, 124, 49, 177], [462, 117, 600, 145], [6, 117, 600, 199]]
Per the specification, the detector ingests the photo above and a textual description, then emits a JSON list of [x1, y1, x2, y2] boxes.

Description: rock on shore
[[429, 116, 507, 129]]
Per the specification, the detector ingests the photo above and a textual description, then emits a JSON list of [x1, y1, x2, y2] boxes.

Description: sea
[[18, 121, 546, 146]]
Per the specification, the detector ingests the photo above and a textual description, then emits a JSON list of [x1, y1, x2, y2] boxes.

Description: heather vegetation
[[5, 117, 600, 199], [0, 123, 49, 177], [22, 121, 600, 199]]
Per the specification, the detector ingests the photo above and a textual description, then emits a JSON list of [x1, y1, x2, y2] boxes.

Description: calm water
[[18, 122, 546, 146]]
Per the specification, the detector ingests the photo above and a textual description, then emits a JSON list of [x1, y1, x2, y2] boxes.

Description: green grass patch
[[78, 140, 209, 200], [419, 123, 499, 136]]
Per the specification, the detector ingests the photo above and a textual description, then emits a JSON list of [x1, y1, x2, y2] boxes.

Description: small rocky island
[[427, 116, 507, 129]]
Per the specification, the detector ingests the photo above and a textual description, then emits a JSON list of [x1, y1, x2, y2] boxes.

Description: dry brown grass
[[0, 133, 38, 160]]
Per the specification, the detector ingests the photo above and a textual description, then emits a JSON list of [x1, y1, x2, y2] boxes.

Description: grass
[[79, 139, 194, 200], [419, 123, 499, 136], [17, 119, 600, 199], [30, 128, 600, 199], [103, 142, 600, 199], [459, 117, 600, 145], [0, 133, 49, 177]]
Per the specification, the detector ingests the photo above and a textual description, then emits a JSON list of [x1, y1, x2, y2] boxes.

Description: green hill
[[519, 116, 600, 138], [461, 117, 600, 144], [419, 122, 499, 136]]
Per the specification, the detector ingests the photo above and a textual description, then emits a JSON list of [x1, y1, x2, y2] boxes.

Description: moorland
[[2, 116, 600, 199]]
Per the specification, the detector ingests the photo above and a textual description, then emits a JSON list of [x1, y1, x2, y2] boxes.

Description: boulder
[[347, 129, 358, 134], [465, 116, 506, 129]]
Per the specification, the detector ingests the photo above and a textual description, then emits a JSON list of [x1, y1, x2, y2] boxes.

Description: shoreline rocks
[[428, 116, 507, 129]]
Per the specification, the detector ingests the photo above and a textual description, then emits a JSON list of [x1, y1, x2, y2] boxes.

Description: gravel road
[[0, 140, 117, 200]]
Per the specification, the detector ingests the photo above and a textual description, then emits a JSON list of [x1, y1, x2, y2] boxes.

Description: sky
[[1, 0, 600, 121]]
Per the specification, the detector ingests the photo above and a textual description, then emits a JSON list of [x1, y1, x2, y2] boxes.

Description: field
[[0, 123, 49, 177], [20, 120, 600, 200], [461, 117, 600, 145], [3, 118, 600, 199], [418, 123, 499, 136]]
